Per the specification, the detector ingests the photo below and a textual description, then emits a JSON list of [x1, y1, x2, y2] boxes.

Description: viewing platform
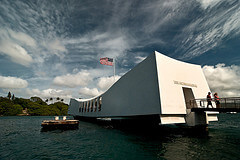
[[189, 97, 240, 113]]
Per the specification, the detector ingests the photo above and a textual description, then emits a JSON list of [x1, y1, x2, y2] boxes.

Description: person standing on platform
[[207, 92, 213, 108], [214, 92, 220, 108]]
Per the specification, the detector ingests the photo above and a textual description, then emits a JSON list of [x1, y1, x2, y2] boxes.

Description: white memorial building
[[68, 51, 218, 126]]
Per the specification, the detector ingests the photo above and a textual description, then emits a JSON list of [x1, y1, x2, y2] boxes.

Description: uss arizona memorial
[[69, 51, 218, 126]]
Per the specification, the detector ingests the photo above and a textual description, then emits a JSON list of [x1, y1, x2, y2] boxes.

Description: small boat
[[41, 116, 79, 130]]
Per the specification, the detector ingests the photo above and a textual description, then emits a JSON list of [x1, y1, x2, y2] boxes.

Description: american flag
[[100, 57, 113, 66]]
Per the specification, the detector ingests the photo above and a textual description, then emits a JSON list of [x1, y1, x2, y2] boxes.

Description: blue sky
[[1, 0, 240, 102]]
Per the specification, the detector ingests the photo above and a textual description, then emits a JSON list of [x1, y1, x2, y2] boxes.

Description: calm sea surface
[[0, 114, 240, 160]]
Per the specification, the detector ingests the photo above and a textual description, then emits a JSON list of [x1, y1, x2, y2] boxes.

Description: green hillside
[[0, 95, 68, 116]]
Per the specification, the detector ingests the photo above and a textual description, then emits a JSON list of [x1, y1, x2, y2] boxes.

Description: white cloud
[[26, 88, 72, 100], [97, 76, 121, 91], [0, 76, 28, 89], [79, 87, 103, 98], [2, 0, 240, 103], [53, 71, 92, 88], [203, 64, 240, 97]]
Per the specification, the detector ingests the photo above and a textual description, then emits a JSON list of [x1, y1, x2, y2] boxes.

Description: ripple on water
[[0, 114, 240, 160]]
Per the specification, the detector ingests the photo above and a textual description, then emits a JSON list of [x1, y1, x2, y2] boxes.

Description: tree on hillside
[[0, 97, 22, 116], [61, 99, 64, 102], [49, 97, 53, 104], [45, 99, 48, 103], [7, 92, 11, 100], [13, 98, 31, 109], [56, 97, 60, 101], [12, 94, 15, 101], [49, 102, 68, 115]]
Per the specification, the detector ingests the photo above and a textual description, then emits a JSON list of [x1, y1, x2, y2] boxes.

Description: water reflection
[[95, 121, 210, 160], [129, 127, 210, 159]]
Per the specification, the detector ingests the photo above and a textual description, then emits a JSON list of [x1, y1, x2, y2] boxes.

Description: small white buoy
[[63, 116, 67, 120], [55, 116, 59, 120]]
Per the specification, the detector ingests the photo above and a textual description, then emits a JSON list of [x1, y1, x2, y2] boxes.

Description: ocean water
[[0, 114, 240, 160]]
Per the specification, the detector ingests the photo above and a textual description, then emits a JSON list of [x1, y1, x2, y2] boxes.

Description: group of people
[[207, 92, 220, 108]]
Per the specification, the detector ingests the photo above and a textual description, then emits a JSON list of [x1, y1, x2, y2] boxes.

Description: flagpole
[[113, 58, 115, 82]]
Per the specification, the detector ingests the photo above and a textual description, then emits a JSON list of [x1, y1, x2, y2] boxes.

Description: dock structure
[[41, 117, 79, 130], [68, 51, 236, 127]]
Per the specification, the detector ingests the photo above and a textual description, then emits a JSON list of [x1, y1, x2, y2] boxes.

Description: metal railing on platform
[[189, 97, 240, 109]]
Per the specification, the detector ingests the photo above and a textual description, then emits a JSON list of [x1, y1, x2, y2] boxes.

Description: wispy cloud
[[65, 30, 134, 61], [134, 56, 147, 64], [175, 1, 240, 59], [48, 39, 66, 53], [196, 0, 221, 9], [0, 41, 33, 66], [0, 1, 69, 66], [0, 29, 34, 66], [1, 0, 240, 100], [7, 29, 36, 47]]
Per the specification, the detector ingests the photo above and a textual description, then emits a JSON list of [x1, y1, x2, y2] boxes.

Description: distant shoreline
[[0, 96, 69, 116]]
